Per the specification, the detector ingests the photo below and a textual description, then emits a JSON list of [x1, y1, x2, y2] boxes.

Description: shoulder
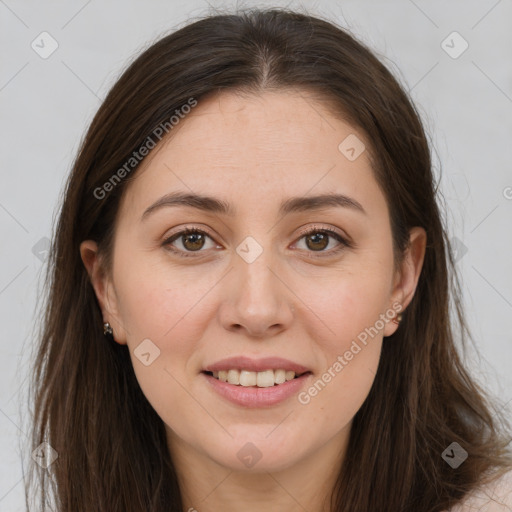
[[447, 469, 512, 511]]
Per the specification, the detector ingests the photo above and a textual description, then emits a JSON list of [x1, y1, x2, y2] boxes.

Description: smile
[[201, 370, 313, 407], [205, 369, 307, 387]]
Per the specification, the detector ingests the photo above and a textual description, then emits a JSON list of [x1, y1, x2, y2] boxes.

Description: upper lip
[[203, 356, 311, 375]]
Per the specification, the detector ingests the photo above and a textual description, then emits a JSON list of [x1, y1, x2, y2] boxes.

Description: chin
[[207, 434, 305, 473]]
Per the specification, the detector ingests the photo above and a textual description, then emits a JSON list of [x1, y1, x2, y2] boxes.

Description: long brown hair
[[26, 7, 511, 511]]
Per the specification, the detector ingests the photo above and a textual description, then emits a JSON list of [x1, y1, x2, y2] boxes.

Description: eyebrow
[[141, 190, 366, 221]]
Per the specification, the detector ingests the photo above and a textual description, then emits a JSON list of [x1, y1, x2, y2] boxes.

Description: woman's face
[[82, 90, 425, 473]]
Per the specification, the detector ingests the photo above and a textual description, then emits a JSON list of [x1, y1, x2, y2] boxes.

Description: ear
[[79, 240, 127, 345], [383, 227, 427, 337]]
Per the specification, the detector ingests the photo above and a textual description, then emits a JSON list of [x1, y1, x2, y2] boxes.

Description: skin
[[81, 90, 426, 512]]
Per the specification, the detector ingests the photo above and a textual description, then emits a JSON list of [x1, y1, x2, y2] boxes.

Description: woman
[[27, 8, 512, 512]]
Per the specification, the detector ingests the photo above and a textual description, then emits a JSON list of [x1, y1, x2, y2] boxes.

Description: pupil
[[307, 233, 328, 251], [184, 233, 204, 251]]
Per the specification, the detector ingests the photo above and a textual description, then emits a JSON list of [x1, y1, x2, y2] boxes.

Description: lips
[[201, 356, 313, 406], [202, 370, 313, 407], [202, 356, 311, 375]]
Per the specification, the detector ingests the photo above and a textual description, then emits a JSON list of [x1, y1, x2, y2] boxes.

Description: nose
[[218, 248, 294, 338]]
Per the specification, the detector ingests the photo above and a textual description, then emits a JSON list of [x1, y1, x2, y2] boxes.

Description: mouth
[[201, 369, 312, 388]]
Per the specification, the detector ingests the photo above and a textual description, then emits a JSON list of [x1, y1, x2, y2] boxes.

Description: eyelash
[[162, 225, 351, 259]]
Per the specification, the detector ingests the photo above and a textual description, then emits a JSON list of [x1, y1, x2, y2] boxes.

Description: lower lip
[[201, 371, 312, 408]]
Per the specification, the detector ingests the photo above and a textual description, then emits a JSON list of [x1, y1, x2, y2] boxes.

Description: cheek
[[303, 262, 393, 348], [298, 286, 384, 434], [114, 262, 209, 424], [296, 260, 391, 422], [113, 249, 216, 343], [302, 347, 381, 440]]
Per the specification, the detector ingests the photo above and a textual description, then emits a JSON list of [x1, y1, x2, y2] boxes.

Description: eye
[[162, 225, 351, 258], [293, 225, 351, 258], [163, 227, 219, 258]]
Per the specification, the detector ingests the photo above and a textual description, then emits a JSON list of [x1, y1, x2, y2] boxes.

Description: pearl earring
[[391, 313, 403, 325], [103, 322, 114, 339]]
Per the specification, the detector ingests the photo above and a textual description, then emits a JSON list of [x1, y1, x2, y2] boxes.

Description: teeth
[[256, 370, 274, 387], [274, 369, 286, 384], [227, 369, 240, 385], [210, 369, 300, 387], [241, 370, 258, 386]]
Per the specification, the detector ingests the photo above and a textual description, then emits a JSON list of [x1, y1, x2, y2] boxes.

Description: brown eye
[[163, 226, 350, 259], [294, 227, 350, 258], [304, 232, 329, 251], [163, 228, 218, 257], [181, 231, 206, 251]]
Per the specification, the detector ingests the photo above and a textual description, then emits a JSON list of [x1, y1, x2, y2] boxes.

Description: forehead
[[119, 89, 383, 218], [157, 90, 368, 162]]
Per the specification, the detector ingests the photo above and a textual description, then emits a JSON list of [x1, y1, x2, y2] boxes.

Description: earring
[[391, 313, 403, 325], [103, 322, 114, 339]]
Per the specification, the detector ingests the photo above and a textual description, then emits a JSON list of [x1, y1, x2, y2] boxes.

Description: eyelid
[[163, 224, 219, 244], [162, 223, 352, 258], [162, 225, 221, 258], [292, 224, 353, 257], [295, 223, 351, 243]]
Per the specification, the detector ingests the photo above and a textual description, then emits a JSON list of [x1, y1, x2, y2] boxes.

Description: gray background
[[1, 0, 511, 509]]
